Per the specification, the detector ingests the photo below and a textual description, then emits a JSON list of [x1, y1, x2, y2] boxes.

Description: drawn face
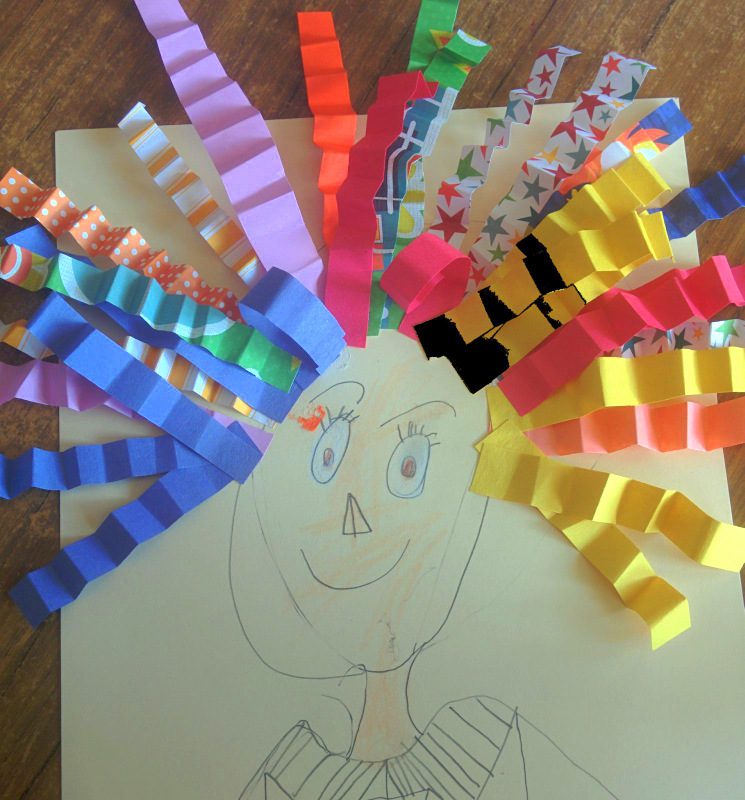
[[232, 331, 488, 673]]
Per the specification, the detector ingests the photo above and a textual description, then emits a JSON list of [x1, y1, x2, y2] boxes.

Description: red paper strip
[[297, 11, 356, 248], [499, 255, 745, 414], [380, 232, 469, 339], [323, 71, 435, 347]]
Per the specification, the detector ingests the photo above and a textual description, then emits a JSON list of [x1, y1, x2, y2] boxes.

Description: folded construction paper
[[431, 46, 579, 264], [471, 53, 654, 276], [527, 395, 745, 455], [297, 11, 356, 247], [133, 0, 325, 295], [97, 303, 312, 423], [545, 512, 690, 649], [504, 345, 745, 432], [10, 454, 238, 627], [407, 0, 459, 72], [27, 294, 261, 483], [536, 99, 691, 223], [656, 154, 745, 238], [472, 429, 745, 573], [324, 71, 435, 346], [380, 232, 470, 338], [0, 243, 299, 391], [0, 168, 243, 320], [499, 255, 745, 414], [0, 434, 207, 500], [240, 267, 345, 372], [118, 102, 262, 288]]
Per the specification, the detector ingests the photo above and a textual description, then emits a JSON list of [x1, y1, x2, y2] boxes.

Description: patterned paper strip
[[407, 0, 460, 71], [536, 98, 691, 223], [0, 244, 299, 391], [655, 154, 745, 238], [0, 168, 243, 320], [431, 46, 579, 257], [133, 0, 325, 295], [297, 11, 356, 247], [324, 71, 435, 346], [470, 52, 654, 278], [118, 102, 261, 288]]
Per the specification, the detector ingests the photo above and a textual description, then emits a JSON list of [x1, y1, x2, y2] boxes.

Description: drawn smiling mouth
[[300, 540, 411, 591]]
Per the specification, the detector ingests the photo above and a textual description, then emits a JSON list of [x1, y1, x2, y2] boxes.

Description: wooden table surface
[[1, 1, 744, 797]]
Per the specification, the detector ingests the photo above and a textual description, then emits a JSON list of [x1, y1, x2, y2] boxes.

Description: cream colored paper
[[57, 101, 745, 800]]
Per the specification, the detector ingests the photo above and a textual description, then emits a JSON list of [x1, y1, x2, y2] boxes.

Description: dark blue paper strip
[[0, 435, 206, 499], [27, 294, 261, 483], [658, 155, 745, 239]]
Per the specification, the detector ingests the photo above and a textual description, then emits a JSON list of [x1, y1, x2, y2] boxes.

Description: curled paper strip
[[0, 435, 206, 500], [324, 71, 435, 346], [470, 53, 654, 276], [407, 0, 460, 72], [0, 168, 243, 320], [97, 303, 312, 424], [499, 255, 745, 415], [473, 425, 745, 573], [240, 268, 345, 372], [0, 244, 299, 391], [507, 346, 745, 432], [133, 0, 325, 295], [431, 45, 579, 258], [10, 458, 237, 627], [536, 99, 691, 223], [544, 512, 690, 649], [27, 294, 261, 483], [380, 233, 469, 338], [118, 102, 262, 288], [527, 396, 745, 456], [656, 154, 745, 239], [297, 11, 356, 247]]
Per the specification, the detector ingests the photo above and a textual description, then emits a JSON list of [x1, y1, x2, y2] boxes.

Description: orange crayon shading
[[294, 405, 326, 431]]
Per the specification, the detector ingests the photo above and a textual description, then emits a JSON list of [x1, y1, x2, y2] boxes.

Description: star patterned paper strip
[[469, 53, 655, 289], [430, 46, 579, 256]]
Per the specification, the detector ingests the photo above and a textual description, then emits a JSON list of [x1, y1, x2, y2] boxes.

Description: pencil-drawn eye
[[311, 408, 355, 484], [386, 423, 433, 498]]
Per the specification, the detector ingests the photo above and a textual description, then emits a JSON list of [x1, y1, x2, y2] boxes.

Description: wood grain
[[1, 1, 744, 797]]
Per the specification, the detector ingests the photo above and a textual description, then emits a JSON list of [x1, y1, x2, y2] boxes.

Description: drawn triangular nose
[[342, 493, 372, 535]]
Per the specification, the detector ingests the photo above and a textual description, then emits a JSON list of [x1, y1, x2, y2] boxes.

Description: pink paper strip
[[380, 233, 469, 339], [133, 0, 324, 296], [499, 255, 745, 414], [323, 71, 435, 346]]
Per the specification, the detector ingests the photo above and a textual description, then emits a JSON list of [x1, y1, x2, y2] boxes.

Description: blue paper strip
[[240, 267, 345, 372], [10, 448, 239, 626], [658, 154, 745, 238], [0, 435, 206, 499], [27, 294, 261, 483]]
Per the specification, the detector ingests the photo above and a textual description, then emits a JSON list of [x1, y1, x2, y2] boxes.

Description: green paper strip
[[407, 0, 459, 72], [423, 29, 492, 90], [0, 244, 299, 391]]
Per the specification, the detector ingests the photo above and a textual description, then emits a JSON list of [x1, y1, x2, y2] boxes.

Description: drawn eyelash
[[320, 405, 359, 432], [396, 420, 439, 446]]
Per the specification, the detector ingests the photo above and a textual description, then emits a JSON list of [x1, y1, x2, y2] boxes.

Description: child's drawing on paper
[[230, 333, 617, 800]]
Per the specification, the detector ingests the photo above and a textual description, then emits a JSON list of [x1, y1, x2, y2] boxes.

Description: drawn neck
[[351, 660, 419, 762]]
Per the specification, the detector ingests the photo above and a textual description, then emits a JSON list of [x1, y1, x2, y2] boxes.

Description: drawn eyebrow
[[379, 400, 456, 427], [309, 380, 366, 406]]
